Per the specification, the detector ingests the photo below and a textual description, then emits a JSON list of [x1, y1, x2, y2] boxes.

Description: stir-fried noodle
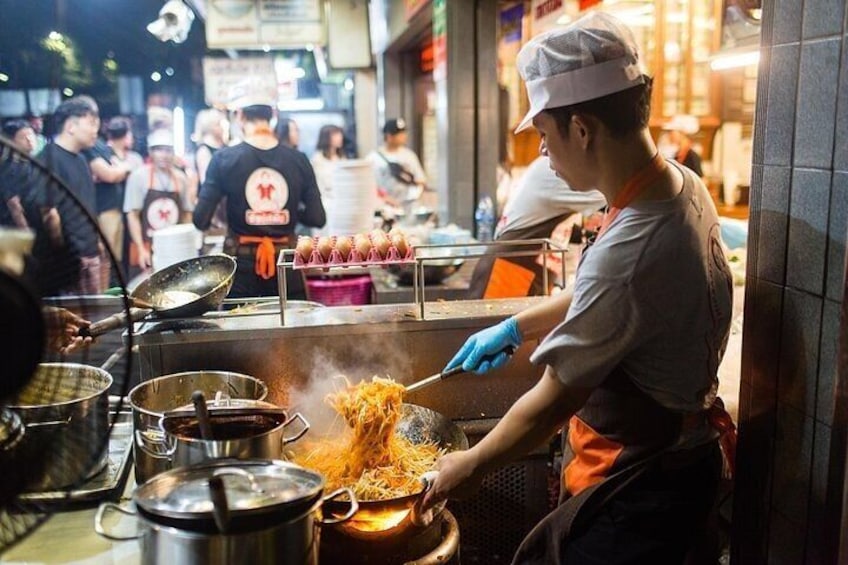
[[292, 376, 443, 500]]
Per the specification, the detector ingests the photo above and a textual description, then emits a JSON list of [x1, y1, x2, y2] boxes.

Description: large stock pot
[[95, 459, 358, 565], [136, 400, 309, 469], [9, 363, 112, 491], [128, 371, 268, 482]]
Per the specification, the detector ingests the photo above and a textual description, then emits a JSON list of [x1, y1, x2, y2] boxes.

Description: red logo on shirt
[[244, 167, 290, 226]]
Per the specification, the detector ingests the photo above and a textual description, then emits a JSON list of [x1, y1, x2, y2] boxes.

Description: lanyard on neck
[[596, 153, 667, 241]]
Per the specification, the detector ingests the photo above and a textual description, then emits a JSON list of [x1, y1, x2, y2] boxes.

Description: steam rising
[[286, 331, 412, 437]]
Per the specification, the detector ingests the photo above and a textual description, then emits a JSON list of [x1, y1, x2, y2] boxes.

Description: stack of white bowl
[[152, 224, 200, 272], [326, 159, 378, 235]]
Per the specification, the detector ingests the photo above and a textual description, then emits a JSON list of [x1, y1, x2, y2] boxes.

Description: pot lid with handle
[[133, 459, 325, 525]]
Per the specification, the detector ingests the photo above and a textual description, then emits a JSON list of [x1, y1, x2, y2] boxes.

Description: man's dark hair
[[242, 105, 274, 123], [2, 119, 31, 139], [275, 116, 297, 147], [106, 116, 131, 140], [53, 96, 98, 132], [546, 75, 653, 139]]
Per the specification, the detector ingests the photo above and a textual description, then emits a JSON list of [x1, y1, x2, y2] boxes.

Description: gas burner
[[139, 319, 221, 334], [320, 509, 459, 565]]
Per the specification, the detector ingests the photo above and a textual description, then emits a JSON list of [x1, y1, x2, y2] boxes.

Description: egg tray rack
[[276, 238, 568, 325], [291, 235, 416, 270]]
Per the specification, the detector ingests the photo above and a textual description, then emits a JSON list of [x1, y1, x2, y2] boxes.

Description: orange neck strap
[[597, 153, 667, 240]]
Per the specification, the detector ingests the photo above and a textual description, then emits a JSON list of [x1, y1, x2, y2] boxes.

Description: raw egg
[[335, 236, 352, 260], [296, 236, 314, 259], [373, 236, 391, 259], [390, 233, 408, 257], [354, 234, 372, 258], [317, 236, 333, 261]]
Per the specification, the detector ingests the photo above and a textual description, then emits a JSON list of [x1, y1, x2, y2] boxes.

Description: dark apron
[[223, 235, 305, 299], [511, 370, 720, 565]]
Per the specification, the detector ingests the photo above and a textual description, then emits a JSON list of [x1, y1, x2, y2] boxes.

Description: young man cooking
[[124, 129, 193, 271], [420, 12, 734, 564], [193, 79, 326, 298]]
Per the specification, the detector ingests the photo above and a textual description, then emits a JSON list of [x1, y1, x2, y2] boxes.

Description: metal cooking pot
[[8, 363, 112, 491], [95, 459, 358, 565], [137, 400, 310, 469], [83, 254, 237, 338], [320, 404, 468, 533], [128, 371, 268, 483]]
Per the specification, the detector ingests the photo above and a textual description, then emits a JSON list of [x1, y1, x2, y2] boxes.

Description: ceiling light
[[710, 48, 760, 71], [165, 67, 175, 76], [62, 88, 74, 96], [0, 73, 8, 82], [151, 71, 162, 82]]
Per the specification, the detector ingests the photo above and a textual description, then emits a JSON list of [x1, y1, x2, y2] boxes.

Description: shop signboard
[[202, 56, 277, 107], [206, 0, 325, 49], [531, 0, 567, 36], [579, 0, 602, 9], [405, 0, 429, 20]]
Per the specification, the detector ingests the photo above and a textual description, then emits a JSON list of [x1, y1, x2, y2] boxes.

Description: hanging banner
[[202, 56, 277, 107], [500, 3, 524, 44], [206, 0, 326, 49], [432, 0, 447, 81]]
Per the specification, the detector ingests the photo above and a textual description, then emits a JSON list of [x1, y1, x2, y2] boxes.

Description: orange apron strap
[[238, 236, 284, 280], [483, 258, 536, 299], [706, 399, 737, 479]]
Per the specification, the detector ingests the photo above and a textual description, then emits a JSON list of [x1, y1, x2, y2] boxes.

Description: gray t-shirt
[[531, 162, 733, 413]]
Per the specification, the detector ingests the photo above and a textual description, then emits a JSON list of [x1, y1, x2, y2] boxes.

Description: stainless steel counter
[[134, 297, 546, 422]]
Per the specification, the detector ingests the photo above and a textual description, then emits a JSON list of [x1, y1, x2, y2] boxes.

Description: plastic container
[[305, 275, 372, 306]]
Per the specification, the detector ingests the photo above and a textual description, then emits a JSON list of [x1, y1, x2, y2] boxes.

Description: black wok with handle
[[320, 404, 468, 531], [81, 254, 237, 338]]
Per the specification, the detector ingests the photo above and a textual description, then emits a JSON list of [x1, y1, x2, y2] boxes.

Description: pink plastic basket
[[305, 275, 373, 306]]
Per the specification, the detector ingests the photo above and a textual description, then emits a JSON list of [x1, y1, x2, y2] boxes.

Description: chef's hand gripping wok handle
[[407, 346, 517, 393], [80, 307, 151, 338]]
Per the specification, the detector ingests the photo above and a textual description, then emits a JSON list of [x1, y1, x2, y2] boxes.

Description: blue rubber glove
[[445, 317, 522, 375]]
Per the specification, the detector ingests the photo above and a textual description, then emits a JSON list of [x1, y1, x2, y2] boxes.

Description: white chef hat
[[226, 77, 276, 110], [147, 128, 174, 148], [515, 12, 646, 133]]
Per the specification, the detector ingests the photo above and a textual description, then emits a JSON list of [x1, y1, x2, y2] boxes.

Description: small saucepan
[[81, 254, 237, 338]]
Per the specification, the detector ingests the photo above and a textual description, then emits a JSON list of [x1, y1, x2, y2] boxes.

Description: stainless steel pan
[[82, 254, 237, 337]]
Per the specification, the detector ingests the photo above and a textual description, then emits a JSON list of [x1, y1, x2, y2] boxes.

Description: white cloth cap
[[147, 129, 174, 148], [515, 12, 646, 133], [226, 77, 276, 110]]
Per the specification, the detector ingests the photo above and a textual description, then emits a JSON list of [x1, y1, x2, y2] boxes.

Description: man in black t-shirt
[[0, 119, 38, 228], [193, 80, 326, 298], [36, 96, 102, 295]]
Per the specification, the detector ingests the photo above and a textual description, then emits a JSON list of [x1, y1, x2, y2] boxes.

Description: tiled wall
[[732, 1, 848, 563]]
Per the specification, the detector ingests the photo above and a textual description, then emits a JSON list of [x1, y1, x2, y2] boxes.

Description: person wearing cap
[[84, 116, 143, 285], [123, 129, 193, 271], [366, 118, 428, 207], [659, 114, 704, 177], [420, 12, 733, 563], [193, 79, 326, 299]]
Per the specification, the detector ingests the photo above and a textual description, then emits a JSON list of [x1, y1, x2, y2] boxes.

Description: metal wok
[[83, 254, 237, 337], [321, 404, 468, 530]]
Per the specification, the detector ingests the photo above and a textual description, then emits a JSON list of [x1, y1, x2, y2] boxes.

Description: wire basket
[[305, 275, 372, 306]]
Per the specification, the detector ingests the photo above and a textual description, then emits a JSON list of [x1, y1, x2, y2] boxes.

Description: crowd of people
[[0, 79, 431, 299]]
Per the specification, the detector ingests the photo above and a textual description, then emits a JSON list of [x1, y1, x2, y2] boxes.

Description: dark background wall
[[733, 0, 848, 563]]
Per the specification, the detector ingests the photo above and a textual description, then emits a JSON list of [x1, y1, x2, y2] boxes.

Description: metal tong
[[405, 346, 516, 394]]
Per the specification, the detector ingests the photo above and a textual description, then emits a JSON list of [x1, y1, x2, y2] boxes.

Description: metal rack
[[276, 238, 567, 325]]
